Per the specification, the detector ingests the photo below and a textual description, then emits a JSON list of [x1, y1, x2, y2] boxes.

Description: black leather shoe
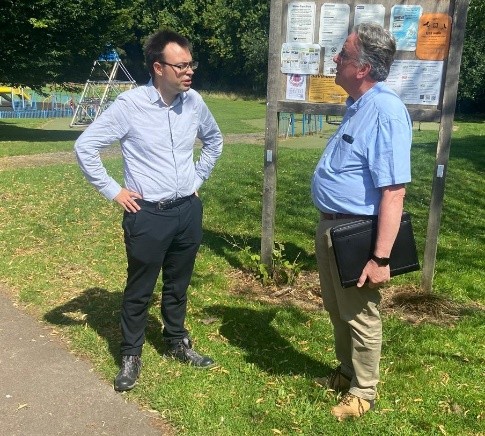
[[114, 355, 142, 391], [166, 337, 214, 368]]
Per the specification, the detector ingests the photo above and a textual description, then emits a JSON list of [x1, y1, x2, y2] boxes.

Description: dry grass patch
[[228, 270, 484, 326]]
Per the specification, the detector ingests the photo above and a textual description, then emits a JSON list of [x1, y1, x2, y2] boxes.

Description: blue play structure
[[279, 113, 324, 137]]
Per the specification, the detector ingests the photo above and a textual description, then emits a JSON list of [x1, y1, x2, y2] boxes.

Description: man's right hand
[[114, 188, 142, 212]]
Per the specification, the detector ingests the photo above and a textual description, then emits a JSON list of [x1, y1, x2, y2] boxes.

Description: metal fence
[[0, 109, 74, 119], [278, 113, 325, 138]]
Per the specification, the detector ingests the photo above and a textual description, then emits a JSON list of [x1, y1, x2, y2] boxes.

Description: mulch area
[[229, 269, 484, 326]]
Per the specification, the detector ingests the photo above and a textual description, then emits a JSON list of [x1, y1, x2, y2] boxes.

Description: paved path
[[0, 288, 170, 436]]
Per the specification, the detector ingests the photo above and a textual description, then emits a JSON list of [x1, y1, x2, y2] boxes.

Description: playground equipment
[[70, 49, 137, 127], [0, 86, 77, 119], [279, 113, 325, 138], [0, 86, 31, 109]]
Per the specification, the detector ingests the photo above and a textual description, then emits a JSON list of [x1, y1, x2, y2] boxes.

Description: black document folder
[[330, 212, 420, 288]]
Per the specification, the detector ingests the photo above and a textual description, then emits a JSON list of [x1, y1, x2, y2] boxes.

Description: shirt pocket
[[329, 137, 353, 173]]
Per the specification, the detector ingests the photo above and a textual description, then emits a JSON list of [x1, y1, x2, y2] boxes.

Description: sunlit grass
[[0, 111, 483, 435]]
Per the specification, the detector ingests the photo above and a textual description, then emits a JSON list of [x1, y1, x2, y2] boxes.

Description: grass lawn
[[0, 100, 484, 435]]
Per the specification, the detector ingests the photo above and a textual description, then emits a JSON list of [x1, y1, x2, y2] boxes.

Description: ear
[[153, 62, 163, 77], [356, 62, 372, 79]]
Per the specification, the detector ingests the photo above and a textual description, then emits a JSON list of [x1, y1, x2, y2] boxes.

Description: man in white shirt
[[75, 29, 223, 392]]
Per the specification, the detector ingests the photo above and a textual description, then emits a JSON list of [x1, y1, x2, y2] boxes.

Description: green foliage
[[0, 0, 130, 89], [457, 0, 485, 112], [239, 245, 271, 285], [238, 242, 302, 286], [124, 0, 269, 91]]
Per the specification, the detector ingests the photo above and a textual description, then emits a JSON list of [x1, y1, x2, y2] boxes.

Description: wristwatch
[[371, 254, 390, 266]]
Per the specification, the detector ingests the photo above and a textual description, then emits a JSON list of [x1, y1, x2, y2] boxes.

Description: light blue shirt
[[311, 82, 412, 215], [74, 82, 223, 202]]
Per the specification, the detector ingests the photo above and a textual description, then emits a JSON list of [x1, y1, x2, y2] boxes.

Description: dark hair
[[143, 29, 192, 77], [354, 23, 396, 82]]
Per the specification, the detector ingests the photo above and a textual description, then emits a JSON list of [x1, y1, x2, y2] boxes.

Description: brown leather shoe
[[315, 365, 351, 392], [331, 392, 374, 420]]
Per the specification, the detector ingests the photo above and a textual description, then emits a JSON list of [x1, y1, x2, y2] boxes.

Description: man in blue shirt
[[311, 23, 412, 419], [75, 30, 223, 392]]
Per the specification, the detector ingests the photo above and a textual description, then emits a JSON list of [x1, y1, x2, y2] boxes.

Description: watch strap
[[371, 254, 390, 266]]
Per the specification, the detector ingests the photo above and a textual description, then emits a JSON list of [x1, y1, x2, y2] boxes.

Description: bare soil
[[229, 269, 484, 326], [0, 133, 265, 171]]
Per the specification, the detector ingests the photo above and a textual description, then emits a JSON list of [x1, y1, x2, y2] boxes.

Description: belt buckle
[[157, 199, 174, 210]]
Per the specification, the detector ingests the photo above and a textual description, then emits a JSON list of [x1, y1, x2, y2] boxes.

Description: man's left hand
[[356, 259, 390, 288]]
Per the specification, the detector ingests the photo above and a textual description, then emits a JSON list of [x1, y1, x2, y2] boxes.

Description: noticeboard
[[270, 0, 466, 122]]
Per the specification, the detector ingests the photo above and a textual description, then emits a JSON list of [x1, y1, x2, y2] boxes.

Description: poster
[[390, 5, 423, 51], [286, 74, 307, 100], [308, 75, 348, 103], [386, 60, 444, 105], [287, 1, 316, 43], [319, 3, 350, 75], [354, 4, 385, 27], [416, 13, 452, 60], [281, 43, 321, 74]]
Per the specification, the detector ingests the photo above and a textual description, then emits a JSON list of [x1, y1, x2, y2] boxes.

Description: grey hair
[[354, 23, 396, 82]]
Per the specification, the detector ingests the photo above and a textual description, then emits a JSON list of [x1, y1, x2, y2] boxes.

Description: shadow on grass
[[204, 304, 330, 378], [0, 122, 82, 142], [43, 287, 331, 379], [202, 228, 317, 272], [43, 287, 166, 366]]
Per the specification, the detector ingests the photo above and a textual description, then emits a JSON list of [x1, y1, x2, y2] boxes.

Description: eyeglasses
[[336, 48, 360, 64], [159, 61, 199, 72]]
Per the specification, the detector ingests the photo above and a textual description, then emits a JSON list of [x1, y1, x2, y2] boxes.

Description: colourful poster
[[390, 5, 422, 51], [308, 75, 348, 103], [416, 13, 452, 60]]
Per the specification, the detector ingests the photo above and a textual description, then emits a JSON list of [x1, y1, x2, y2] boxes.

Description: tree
[[0, 0, 130, 90], [122, 0, 270, 93], [457, 0, 485, 113]]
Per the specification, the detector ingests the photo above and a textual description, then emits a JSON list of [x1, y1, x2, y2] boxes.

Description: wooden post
[[421, 0, 470, 291], [261, 0, 283, 268]]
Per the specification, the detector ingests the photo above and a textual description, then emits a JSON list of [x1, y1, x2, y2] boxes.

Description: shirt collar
[[146, 79, 185, 107], [345, 82, 383, 114]]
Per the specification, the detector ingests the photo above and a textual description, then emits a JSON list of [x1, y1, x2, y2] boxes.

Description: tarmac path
[[0, 287, 171, 436]]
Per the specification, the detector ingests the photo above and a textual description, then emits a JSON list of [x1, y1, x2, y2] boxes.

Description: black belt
[[321, 212, 375, 220], [137, 194, 195, 210]]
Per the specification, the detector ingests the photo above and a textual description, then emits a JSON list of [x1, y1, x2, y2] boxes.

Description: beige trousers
[[315, 215, 382, 400]]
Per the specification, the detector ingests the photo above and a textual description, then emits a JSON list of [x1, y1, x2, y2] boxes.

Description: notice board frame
[[261, 0, 470, 291]]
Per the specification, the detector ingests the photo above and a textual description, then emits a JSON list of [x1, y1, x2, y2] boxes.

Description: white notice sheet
[[319, 3, 350, 75], [354, 4, 385, 27], [287, 1, 316, 43], [386, 60, 444, 105]]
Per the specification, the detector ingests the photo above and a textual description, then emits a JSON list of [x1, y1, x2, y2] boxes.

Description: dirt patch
[[0, 133, 265, 171], [229, 269, 484, 326]]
